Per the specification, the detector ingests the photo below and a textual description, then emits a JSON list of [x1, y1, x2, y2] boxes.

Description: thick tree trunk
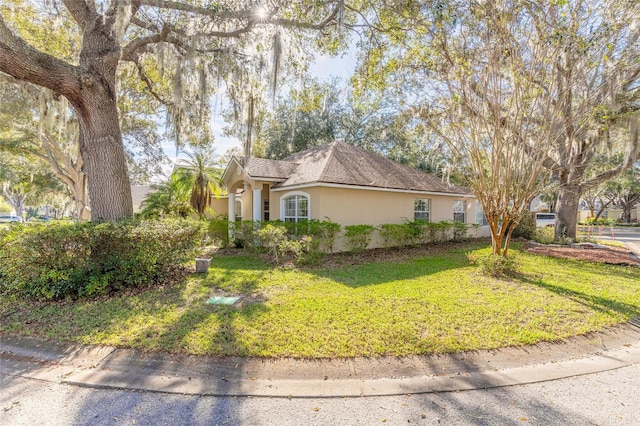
[[76, 93, 133, 221], [555, 183, 580, 239], [622, 203, 632, 223], [73, 12, 133, 221]]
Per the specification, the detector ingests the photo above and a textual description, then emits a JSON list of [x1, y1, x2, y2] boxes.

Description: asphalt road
[[2, 364, 639, 426], [579, 226, 640, 254]]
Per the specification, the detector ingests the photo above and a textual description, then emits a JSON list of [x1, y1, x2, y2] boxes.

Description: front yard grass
[[1, 242, 638, 358]]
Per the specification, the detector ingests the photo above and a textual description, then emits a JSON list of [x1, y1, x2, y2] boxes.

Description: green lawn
[[1, 242, 638, 358]]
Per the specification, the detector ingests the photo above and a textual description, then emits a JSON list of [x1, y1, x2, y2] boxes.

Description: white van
[[534, 212, 556, 227]]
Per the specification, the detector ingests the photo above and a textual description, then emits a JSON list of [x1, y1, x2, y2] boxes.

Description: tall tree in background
[[602, 164, 640, 223], [354, 0, 640, 243], [0, 80, 90, 219], [247, 78, 454, 180], [536, 1, 640, 239], [0, 153, 63, 218], [0, 0, 348, 220]]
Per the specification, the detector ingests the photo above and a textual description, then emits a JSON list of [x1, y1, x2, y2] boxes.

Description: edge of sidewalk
[[2, 319, 639, 398]]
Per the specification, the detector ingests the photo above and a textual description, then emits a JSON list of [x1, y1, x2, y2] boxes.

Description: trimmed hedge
[[0, 219, 205, 300], [344, 224, 375, 254]]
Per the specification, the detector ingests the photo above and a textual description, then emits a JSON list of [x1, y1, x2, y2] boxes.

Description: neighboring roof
[[225, 141, 470, 195], [131, 185, 155, 212]]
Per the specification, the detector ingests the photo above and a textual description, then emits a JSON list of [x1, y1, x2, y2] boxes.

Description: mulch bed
[[522, 242, 640, 267]]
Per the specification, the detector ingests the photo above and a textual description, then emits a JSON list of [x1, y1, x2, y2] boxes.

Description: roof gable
[[222, 156, 298, 186]]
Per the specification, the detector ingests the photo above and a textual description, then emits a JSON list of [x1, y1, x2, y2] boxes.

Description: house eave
[[221, 156, 244, 186], [271, 182, 474, 198]]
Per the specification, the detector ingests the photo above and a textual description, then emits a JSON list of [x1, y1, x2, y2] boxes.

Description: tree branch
[[60, 0, 95, 29], [275, 1, 342, 31], [0, 15, 82, 102], [131, 56, 172, 106], [139, 0, 250, 19]]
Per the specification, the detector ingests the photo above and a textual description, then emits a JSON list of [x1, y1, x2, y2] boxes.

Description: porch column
[[227, 193, 235, 239], [252, 189, 262, 222]]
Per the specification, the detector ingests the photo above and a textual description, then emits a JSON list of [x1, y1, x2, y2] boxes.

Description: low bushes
[[209, 217, 342, 256], [257, 223, 310, 264], [378, 220, 468, 247], [0, 219, 205, 300], [379, 223, 413, 248], [344, 224, 376, 253], [468, 251, 519, 277], [210, 217, 474, 260]]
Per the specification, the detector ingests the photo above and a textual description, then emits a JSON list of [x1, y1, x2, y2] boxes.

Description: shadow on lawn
[[307, 249, 473, 287], [520, 274, 640, 318], [69, 258, 273, 424]]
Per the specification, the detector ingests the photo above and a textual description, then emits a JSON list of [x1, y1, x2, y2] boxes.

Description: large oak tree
[[0, 0, 346, 220]]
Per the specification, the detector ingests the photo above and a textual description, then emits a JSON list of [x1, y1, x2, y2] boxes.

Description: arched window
[[281, 193, 309, 223]]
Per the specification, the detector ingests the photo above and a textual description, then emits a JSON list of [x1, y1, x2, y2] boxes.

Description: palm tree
[[138, 173, 192, 219], [178, 149, 223, 217]]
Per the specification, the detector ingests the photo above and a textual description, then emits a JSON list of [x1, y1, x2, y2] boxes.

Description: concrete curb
[[2, 322, 639, 398]]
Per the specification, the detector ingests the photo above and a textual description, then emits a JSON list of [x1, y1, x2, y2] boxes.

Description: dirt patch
[[522, 242, 640, 267]]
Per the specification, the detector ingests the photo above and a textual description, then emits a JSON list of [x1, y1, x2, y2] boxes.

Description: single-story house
[[214, 141, 484, 250]]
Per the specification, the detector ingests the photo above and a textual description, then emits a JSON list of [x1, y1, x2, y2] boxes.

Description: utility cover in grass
[[206, 296, 240, 305]]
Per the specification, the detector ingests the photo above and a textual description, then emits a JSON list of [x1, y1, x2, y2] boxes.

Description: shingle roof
[[240, 157, 298, 180], [229, 141, 470, 195], [279, 141, 469, 194]]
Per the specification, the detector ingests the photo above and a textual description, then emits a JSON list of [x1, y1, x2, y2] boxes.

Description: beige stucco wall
[[272, 186, 474, 224], [209, 196, 228, 218], [272, 185, 476, 251]]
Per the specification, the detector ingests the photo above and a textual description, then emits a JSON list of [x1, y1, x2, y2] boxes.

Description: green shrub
[[257, 224, 311, 265], [208, 216, 230, 248], [468, 252, 519, 277], [257, 223, 288, 264], [581, 217, 614, 226], [533, 227, 556, 244], [405, 219, 430, 244], [512, 213, 536, 240], [307, 219, 341, 253], [0, 219, 204, 300], [378, 223, 413, 248], [343, 224, 375, 254], [233, 220, 261, 250], [429, 221, 453, 242], [272, 218, 340, 254], [452, 221, 468, 240]]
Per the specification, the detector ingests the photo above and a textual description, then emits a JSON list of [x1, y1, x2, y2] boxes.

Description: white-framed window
[[281, 192, 310, 223], [263, 200, 270, 221], [234, 199, 242, 222], [475, 201, 489, 226], [414, 198, 430, 221], [453, 200, 466, 223]]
